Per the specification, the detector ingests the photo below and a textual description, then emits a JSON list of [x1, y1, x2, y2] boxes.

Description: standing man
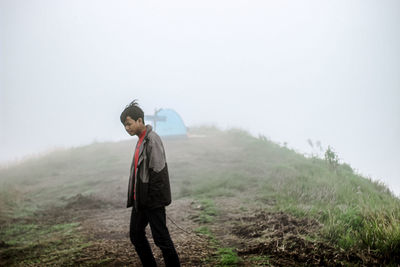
[[120, 100, 180, 267]]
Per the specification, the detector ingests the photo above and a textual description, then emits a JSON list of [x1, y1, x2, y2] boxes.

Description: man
[[120, 100, 180, 267]]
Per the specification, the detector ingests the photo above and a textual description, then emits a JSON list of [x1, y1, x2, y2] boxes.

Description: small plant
[[258, 134, 269, 142], [324, 146, 339, 170]]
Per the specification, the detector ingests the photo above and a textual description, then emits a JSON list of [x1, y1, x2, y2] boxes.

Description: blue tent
[[145, 109, 187, 138]]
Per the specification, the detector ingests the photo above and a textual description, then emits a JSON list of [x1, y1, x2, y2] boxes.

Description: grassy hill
[[1, 126, 399, 266]]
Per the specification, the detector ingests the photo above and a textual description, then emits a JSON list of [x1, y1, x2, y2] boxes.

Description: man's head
[[120, 100, 146, 136]]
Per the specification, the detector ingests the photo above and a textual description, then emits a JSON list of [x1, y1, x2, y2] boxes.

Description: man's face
[[124, 116, 142, 136]]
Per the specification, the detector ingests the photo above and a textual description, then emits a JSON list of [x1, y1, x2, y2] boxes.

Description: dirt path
[[2, 194, 372, 266], [68, 197, 216, 266], [64, 195, 365, 266]]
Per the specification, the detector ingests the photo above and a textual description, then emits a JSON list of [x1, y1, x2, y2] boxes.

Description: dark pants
[[130, 207, 180, 267]]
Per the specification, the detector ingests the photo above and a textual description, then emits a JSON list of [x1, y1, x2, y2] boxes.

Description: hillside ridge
[[1, 127, 399, 265]]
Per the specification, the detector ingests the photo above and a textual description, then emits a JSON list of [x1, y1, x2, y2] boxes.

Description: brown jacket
[[127, 125, 172, 210]]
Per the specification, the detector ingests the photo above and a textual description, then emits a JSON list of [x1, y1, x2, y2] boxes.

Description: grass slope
[[1, 126, 399, 264]]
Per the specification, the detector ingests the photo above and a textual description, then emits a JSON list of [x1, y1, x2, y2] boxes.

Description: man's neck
[[137, 125, 146, 137]]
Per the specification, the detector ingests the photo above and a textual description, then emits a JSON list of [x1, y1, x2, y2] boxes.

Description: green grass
[[174, 128, 400, 262], [0, 221, 89, 266], [0, 140, 133, 215], [191, 198, 218, 223], [262, 157, 400, 261], [361, 211, 400, 257], [216, 247, 240, 266], [195, 226, 217, 243], [194, 226, 241, 266]]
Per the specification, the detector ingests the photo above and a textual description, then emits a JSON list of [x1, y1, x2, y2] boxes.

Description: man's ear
[[137, 117, 143, 124]]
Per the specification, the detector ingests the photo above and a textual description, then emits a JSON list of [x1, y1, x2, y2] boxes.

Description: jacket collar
[[137, 124, 153, 158], [143, 124, 153, 140]]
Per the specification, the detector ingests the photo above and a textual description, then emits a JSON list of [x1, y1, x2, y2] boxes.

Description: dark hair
[[120, 99, 145, 125]]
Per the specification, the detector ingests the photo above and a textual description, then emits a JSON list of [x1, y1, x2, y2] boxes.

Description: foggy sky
[[1, 0, 399, 196]]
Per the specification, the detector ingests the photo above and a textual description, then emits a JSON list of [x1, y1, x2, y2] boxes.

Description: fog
[[0, 0, 399, 195]]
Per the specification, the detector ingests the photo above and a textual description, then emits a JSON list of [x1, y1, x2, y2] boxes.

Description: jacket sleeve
[[147, 135, 166, 172], [145, 134, 171, 208]]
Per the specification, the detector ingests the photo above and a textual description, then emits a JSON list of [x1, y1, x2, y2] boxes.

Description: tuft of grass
[[195, 226, 217, 243], [322, 207, 364, 249], [358, 211, 400, 261], [320, 207, 400, 262], [192, 198, 218, 223], [217, 247, 240, 266], [194, 224, 241, 266]]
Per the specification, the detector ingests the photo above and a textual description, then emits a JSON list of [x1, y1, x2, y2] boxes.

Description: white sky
[[0, 0, 399, 196]]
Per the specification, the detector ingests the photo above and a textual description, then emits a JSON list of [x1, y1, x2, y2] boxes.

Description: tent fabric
[[153, 109, 187, 137]]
